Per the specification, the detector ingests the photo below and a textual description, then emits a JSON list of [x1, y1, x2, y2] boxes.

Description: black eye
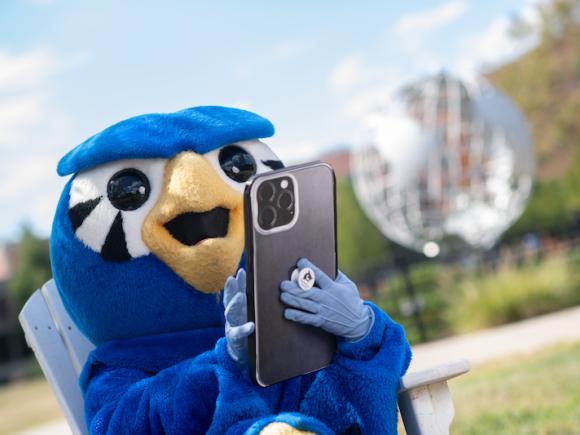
[[107, 168, 150, 211], [218, 145, 257, 183]]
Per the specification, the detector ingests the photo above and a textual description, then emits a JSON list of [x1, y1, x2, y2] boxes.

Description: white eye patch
[[68, 159, 166, 261], [204, 140, 283, 193]]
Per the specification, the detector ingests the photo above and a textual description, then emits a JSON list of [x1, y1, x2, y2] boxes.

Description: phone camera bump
[[256, 176, 296, 231]]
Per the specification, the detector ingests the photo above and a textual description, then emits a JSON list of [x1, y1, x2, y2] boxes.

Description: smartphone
[[244, 161, 337, 387]]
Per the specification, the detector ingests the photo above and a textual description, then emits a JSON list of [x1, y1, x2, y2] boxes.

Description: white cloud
[[0, 49, 59, 91], [341, 81, 402, 121], [0, 154, 58, 202], [0, 48, 83, 147], [0, 48, 81, 237], [327, 2, 467, 119], [395, 1, 466, 35], [328, 2, 469, 130], [0, 151, 64, 237], [329, 54, 367, 90], [0, 49, 72, 149], [328, 53, 403, 93], [327, 51, 404, 120], [0, 93, 47, 145], [455, 2, 541, 74], [0, 147, 69, 238], [388, 1, 467, 72]]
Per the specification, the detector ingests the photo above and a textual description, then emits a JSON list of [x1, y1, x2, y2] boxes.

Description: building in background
[[0, 244, 17, 334], [318, 148, 351, 179]]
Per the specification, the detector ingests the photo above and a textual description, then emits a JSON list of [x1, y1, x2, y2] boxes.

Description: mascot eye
[[107, 168, 151, 211], [218, 145, 257, 183]]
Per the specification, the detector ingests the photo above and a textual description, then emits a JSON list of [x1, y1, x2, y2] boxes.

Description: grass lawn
[[448, 341, 580, 435], [0, 342, 578, 434], [0, 376, 61, 434]]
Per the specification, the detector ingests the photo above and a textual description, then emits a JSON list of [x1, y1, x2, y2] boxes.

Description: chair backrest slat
[[41, 281, 95, 375], [19, 281, 92, 435]]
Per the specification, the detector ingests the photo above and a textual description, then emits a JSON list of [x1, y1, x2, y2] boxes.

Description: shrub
[[445, 250, 580, 333]]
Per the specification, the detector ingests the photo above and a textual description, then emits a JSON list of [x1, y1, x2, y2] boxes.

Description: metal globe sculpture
[[351, 73, 535, 257]]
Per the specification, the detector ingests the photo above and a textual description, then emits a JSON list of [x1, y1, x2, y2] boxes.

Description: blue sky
[[0, 0, 540, 240]]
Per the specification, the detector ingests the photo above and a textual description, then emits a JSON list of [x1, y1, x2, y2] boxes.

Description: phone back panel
[[245, 162, 337, 386]]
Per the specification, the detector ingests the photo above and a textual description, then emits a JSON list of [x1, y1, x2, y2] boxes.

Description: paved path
[[409, 305, 580, 371], [18, 306, 580, 434]]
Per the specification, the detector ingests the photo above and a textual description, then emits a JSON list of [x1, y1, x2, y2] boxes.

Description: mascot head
[[51, 106, 283, 345]]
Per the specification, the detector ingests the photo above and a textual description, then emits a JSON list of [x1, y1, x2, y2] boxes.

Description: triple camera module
[[256, 176, 296, 231]]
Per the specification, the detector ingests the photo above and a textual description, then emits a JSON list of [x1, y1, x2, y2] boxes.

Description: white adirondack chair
[[19, 280, 469, 435]]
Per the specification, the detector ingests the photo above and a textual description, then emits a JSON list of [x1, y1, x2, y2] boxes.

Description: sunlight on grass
[[450, 342, 580, 434], [2, 343, 579, 434], [0, 377, 62, 434]]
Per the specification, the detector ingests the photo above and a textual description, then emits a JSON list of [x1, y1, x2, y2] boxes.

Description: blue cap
[[57, 106, 275, 176]]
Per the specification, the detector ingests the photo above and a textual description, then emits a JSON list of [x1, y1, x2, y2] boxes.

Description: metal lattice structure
[[351, 73, 534, 256]]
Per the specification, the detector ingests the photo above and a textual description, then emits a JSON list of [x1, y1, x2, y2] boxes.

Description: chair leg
[[398, 381, 455, 435]]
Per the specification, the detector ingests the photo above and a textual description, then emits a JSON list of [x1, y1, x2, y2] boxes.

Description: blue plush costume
[[50, 107, 411, 434]]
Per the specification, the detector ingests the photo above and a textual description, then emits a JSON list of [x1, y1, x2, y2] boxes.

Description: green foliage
[[491, 0, 580, 238], [446, 251, 580, 333], [492, 0, 580, 166], [373, 261, 461, 343], [451, 342, 580, 434], [371, 248, 580, 343], [335, 178, 392, 279], [504, 184, 564, 238], [504, 154, 580, 239], [8, 225, 52, 312]]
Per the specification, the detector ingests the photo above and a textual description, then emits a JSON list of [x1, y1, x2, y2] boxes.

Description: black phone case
[[244, 162, 337, 387]]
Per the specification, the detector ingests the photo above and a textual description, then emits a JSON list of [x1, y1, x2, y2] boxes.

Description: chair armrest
[[398, 359, 470, 435], [400, 359, 470, 392]]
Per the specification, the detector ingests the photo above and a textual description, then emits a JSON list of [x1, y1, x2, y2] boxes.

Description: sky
[[0, 0, 541, 240]]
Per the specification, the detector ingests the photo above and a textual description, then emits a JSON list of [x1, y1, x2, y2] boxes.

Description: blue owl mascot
[[50, 106, 412, 434]]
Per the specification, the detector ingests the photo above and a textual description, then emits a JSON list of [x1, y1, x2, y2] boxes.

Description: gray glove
[[280, 258, 374, 342], [223, 269, 255, 365]]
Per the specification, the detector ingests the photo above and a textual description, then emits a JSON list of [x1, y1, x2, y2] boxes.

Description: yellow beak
[[142, 151, 244, 293]]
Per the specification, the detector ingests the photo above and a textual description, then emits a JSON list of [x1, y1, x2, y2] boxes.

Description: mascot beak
[[142, 151, 244, 293]]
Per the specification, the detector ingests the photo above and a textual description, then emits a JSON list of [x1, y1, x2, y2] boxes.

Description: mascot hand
[[224, 269, 254, 366], [280, 258, 374, 342]]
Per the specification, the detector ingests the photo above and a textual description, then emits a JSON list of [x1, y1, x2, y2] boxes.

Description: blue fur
[[51, 180, 227, 345], [57, 106, 275, 176], [81, 303, 411, 434]]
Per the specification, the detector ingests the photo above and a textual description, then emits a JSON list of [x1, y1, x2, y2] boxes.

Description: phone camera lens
[[258, 181, 276, 202], [258, 205, 277, 228], [277, 191, 294, 210]]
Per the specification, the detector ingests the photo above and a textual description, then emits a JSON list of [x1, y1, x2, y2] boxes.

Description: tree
[[491, 0, 580, 239], [336, 177, 393, 279], [8, 224, 52, 312]]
